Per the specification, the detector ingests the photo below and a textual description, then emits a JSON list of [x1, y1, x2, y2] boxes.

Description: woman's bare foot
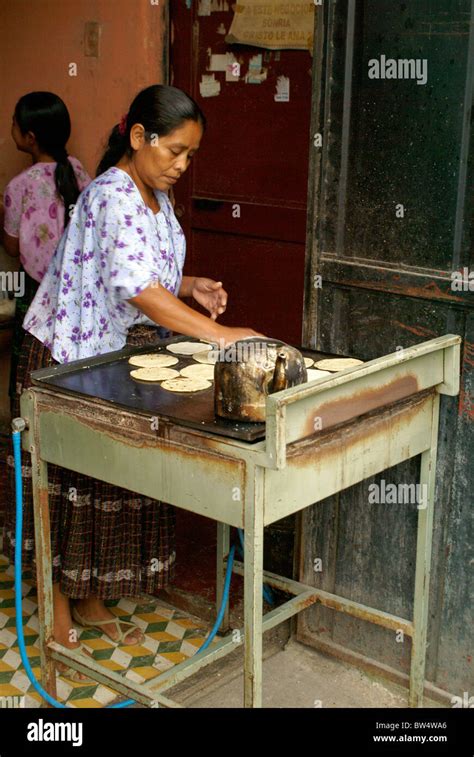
[[53, 584, 89, 681], [74, 597, 144, 645]]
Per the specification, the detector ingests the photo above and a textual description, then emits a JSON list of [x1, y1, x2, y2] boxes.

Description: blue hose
[[238, 528, 275, 605], [196, 543, 235, 653], [12, 427, 236, 708]]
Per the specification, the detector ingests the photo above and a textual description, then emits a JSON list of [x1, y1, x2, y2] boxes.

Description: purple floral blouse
[[24, 167, 186, 363]]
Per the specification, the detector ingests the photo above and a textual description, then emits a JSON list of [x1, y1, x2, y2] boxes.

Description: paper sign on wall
[[207, 52, 241, 81], [208, 54, 230, 71], [198, 0, 230, 13], [199, 74, 221, 97], [245, 53, 267, 84], [226, 1, 315, 51], [198, 0, 211, 15], [274, 75, 290, 101]]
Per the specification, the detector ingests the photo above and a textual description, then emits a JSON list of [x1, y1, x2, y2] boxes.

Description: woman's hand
[[191, 277, 227, 320], [216, 326, 264, 347], [131, 282, 264, 346]]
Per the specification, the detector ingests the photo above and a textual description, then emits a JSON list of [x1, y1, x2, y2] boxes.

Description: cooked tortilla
[[304, 357, 314, 368], [160, 376, 212, 393], [180, 364, 215, 381], [130, 367, 180, 382], [315, 358, 364, 372], [166, 341, 212, 356], [128, 353, 179, 368], [193, 350, 219, 365]]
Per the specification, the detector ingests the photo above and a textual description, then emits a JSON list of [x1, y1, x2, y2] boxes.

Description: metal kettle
[[214, 337, 307, 422]]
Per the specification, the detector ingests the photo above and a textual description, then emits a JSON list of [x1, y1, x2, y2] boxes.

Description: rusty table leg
[[30, 447, 58, 705], [409, 393, 440, 707], [244, 465, 264, 708]]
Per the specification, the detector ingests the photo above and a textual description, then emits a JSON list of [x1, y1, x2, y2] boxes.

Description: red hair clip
[[118, 113, 128, 136]]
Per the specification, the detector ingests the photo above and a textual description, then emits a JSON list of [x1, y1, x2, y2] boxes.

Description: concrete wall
[[0, 0, 166, 186]]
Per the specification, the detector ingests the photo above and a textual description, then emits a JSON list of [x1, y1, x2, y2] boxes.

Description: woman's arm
[[129, 282, 260, 345], [178, 275, 196, 298]]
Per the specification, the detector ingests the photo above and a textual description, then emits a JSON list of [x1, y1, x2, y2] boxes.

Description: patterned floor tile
[[131, 666, 161, 680], [0, 553, 215, 708]]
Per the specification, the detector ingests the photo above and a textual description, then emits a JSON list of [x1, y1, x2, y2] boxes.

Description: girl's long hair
[[14, 92, 80, 223], [96, 84, 206, 176]]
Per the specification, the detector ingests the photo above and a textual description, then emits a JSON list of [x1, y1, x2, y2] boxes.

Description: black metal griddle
[[31, 336, 339, 443]]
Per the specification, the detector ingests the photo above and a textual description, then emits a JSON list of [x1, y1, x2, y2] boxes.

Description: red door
[[170, 2, 313, 344]]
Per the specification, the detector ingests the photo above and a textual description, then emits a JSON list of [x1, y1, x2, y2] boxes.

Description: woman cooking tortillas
[[6, 84, 260, 680]]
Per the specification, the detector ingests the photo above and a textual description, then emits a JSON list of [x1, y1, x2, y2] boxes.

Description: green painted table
[[18, 334, 460, 707]]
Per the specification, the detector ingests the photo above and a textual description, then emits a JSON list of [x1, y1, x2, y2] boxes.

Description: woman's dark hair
[[14, 92, 80, 223], [96, 84, 206, 176]]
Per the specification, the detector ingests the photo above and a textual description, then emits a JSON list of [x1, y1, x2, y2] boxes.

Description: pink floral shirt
[[3, 157, 91, 282]]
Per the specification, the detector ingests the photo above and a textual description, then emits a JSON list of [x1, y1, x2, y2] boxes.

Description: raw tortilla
[[166, 341, 212, 356], [304, 357, 314, 368], [128, 353, 178, 368], [161, 377, 211, 393], [193, 350, 219, 365], [315, 358, 364, 372], [306, 369, 332, 382], [130, 367, 180, 382], [180, 364, 215, 381]]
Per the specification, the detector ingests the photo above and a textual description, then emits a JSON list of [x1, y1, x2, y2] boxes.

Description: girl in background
[[1, 91, 90, 406], [1, 92, 90, 681]]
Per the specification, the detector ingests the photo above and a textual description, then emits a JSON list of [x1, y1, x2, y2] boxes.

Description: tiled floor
[[0, 552, 217, 708]]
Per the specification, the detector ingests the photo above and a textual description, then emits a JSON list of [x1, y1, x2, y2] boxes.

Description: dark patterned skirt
[[4, 325, 176, 599], [8, 266, 39, 407]]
